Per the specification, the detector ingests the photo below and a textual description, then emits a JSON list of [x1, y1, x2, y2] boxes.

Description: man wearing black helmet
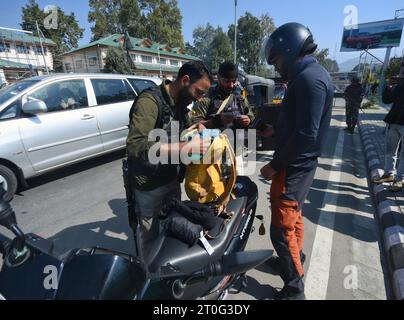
[[259, 22, 333, 300]]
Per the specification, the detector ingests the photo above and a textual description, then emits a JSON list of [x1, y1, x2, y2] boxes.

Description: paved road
[[2, 98, 390, 299]]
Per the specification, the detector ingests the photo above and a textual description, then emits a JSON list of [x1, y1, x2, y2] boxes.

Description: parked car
[[0, 73, 161, 200], [346, 32, 382, 49]]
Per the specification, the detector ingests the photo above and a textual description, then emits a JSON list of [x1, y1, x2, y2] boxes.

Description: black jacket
[[344, 83, 363, 106], [383, 83, 404, 125]]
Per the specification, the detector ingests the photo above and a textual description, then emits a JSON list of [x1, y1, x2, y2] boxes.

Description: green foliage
[[385, 57, 403, 79], [227, 12, 275, 74], [313, 48, 339, 73], [89, 0, 184, 47], [103, 48, 132, 74], [361, 95, 378, 109], [208, 27, 233, 73], [21, 0, 84, 71], [186, 24, 232, 72]]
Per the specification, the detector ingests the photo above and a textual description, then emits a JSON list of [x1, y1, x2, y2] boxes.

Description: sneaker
[[373, 174, 395, 184], [273, 287, 306, 300], [389, 180, 403, 192]]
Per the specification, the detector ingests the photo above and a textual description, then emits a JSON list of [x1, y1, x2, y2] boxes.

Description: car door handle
[[81, 114, 95, 120]]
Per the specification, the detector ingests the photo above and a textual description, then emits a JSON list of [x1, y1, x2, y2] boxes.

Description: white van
[[0, 73, 162, 200]]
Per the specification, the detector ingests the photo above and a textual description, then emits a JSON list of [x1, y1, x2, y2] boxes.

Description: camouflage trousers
[[345, 103, 360, 128]]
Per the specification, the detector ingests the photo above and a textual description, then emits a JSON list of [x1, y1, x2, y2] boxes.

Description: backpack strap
[[215, 134, 237, 209], [128, 85, 174, 130]]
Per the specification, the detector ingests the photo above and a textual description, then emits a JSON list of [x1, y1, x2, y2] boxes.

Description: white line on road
[[305, 127, 345, 300]]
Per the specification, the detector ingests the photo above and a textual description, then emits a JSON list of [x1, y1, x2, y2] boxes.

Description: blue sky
[[1, 0, 403, 65]]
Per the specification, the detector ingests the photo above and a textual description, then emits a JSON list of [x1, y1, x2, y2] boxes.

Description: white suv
[[0, 73, 161, 200]]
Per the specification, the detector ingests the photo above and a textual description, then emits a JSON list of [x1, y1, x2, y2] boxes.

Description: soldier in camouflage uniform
[[190, 61, 254, 174], [344, 77, 364, 134]]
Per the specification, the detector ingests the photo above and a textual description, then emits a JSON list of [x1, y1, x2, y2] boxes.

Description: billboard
[[341, 18, 404, 52]]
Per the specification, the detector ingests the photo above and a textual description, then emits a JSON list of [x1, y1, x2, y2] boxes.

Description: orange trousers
[[270, 170, 305, 279]]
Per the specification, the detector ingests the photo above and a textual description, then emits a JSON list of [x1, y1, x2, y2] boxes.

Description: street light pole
[[234, 0, 237, 64], [36, 21, 49, 74]]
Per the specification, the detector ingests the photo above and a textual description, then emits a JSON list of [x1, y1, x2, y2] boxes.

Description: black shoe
[[273, 287, 306, 300], [343, 127, 351, 131], [265, 252, 306, 275]]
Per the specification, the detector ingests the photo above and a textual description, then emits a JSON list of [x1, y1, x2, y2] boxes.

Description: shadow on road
[[48, 198, 135, 257], [20, 150, 126, 194]]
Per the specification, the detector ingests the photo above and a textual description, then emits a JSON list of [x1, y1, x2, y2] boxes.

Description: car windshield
[[0, 79, 40, 105]]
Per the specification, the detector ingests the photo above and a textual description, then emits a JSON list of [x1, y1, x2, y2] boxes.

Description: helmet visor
[[260, 36, 276, 65]]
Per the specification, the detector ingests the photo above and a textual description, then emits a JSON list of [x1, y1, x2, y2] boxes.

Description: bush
[[361, 95, 378, 109]]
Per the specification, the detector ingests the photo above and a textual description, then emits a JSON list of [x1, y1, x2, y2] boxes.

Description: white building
[[0, 27, 55, 83], [62, 34, 199, 78]]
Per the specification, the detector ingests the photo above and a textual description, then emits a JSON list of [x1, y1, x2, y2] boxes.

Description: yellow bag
[[184, 134, 236, 211]]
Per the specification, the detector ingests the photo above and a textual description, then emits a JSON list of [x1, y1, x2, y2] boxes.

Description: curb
[[358, 118, 404, 300]]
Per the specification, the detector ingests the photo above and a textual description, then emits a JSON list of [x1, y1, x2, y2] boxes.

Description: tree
[[313, 48, 339, 73], [88, 0, 144, 41], [324, 58, 339, 73], [260, 13, 276, 35], [313, 48, 329, 67], [140, 0, 184, 47], [228, 12, 265, 74], [208, 27, 233, 72], [89, 0, 184, 47], [385, 57, 403, 79], [103, 48, 132, 74], [186, 23, 217, 61], [21, 0, 84, 71]]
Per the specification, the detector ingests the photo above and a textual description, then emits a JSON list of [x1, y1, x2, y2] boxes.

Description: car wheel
[[356, 42, 363, 49], [0, 165, 18, 201]]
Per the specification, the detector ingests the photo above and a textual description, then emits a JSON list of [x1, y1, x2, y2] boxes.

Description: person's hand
[[257, 124, 274, 138], [220, 113, 234, 126], [235, 115, 251, 127], [185, 134, 211, 156], [260, 163, 277, 181], [188, 122, 206, 133]]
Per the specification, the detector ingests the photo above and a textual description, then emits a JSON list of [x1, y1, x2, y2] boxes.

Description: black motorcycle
[[0, 177, 272, 300]]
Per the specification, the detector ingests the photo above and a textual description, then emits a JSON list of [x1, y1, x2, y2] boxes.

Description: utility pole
[[234, 0, 237, 64], [36, 21, 49, 74]]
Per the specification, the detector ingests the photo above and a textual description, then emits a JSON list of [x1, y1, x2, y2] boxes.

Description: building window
[[33, 46, 46, 55], [65, 63, 72, 72], [88, 57, 98, 66], [0, 43, 10, 52], [141, 55, 153, 63], [16, 44, 30, 54], [170, 59, 179, 66], [159, 58, 167, 65], [75, 60, 83, 69]]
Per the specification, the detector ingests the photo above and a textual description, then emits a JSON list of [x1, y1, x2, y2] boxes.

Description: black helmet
[[261, 22, 317, 67]]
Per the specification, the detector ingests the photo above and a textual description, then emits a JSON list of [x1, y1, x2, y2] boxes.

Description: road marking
[[305, 128, 345, 300]]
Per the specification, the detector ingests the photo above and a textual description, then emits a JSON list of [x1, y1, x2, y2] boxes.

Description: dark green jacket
[[126, 80, 191, 190]]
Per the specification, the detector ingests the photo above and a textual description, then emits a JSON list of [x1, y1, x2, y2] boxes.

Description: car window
[[26, 79, 88, 112], [91, 79, 133, 105], [124, 80, 136, 100], [0, 79, 40, 105], [0, 100, 20, 121], [127, 79, 157, 94]]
